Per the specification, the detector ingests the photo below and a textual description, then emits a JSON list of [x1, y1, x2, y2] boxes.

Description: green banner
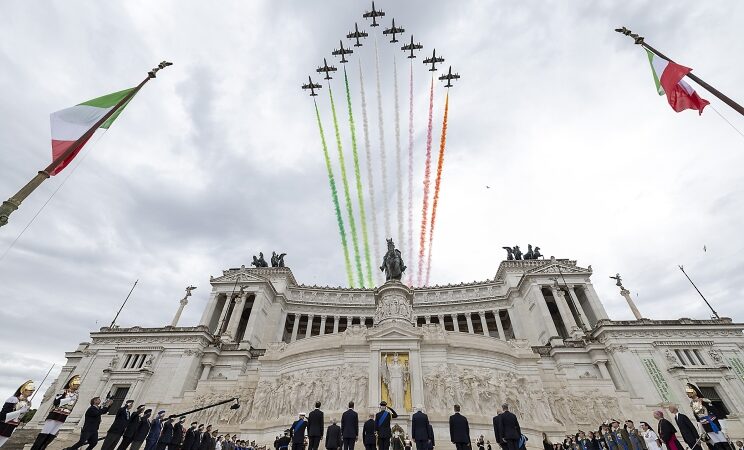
[[642, 358, 674, 402]]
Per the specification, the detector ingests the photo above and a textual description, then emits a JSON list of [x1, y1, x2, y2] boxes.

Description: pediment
[[210, 270, 268, 284], [367, 322, 422, 341], [209, 266, 298, 286], [526, 263, 592, 276]]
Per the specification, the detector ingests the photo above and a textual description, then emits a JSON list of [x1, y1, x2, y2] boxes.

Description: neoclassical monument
[[29, 256, 744, 447]]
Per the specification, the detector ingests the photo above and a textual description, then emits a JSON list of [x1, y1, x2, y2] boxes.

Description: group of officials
[[280, 401, 523, 450], [58, 398, 256, 450]]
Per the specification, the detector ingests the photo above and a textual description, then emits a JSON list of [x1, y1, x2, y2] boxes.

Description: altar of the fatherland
[[28, 256, 744, 447]]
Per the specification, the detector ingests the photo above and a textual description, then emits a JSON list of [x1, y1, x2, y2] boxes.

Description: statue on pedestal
[[380, 239, 406, 281]]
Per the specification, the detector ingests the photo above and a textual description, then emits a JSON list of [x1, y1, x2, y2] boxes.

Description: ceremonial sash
[[294, 420, 304, 433], [614, 433, 628, 450], [703, 415, 720, 433], [377, 411, 389, 427]]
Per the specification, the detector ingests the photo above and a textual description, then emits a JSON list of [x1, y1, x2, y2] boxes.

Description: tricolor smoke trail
[[406, 63, 414, 286], [374, 37, 391, 240], [328, 84, 365, 287], [394, 57, 404, 259], [425, 91, 450, 287], [343, 67, 373, 287], [417, 76, 435, 286], [314, 100, 354, 287], [359, 60, 382, 285]]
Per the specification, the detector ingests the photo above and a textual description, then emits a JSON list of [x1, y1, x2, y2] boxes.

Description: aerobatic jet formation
[[332, 40, 354, 64], [423, 49, 445, 71], [301, 76, 322, 96], [438, 66, 461, 87], [362, 1, 385, 27]]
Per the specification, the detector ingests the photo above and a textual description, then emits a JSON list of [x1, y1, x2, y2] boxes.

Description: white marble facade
[[32, 258, 744, 447]]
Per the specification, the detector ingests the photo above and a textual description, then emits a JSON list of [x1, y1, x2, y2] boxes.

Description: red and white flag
[[646, 50, 709, 115]]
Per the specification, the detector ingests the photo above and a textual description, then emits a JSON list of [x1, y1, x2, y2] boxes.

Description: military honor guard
[[130, 409, 154, 450], [375, 401, 398, 450], [31, 374, 82, 450], [0, 380, 35, 447], [686, 383, 731, 450], [117, 405, 147, 450], [182, 422, 199, 450], [172, 417, 187, 450]]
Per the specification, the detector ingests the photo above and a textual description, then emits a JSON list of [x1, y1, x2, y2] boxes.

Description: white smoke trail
[[406, 63, 414, 286], [394, 56, 404, 257], [374, 36, 391, 242], [359, 59, 382, 285]]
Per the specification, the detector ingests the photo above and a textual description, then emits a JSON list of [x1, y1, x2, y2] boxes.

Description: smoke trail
[[314, 100, 354, 287], [394, 57, 404, 257], [417, 77, 435, 286], [343, 67, 373, 288], [359, 60, 382, 286], [406, 63, 414, 286], [425, 92, 450, 286], [374, 37, 391, 240], [329, 84, 365, 287]]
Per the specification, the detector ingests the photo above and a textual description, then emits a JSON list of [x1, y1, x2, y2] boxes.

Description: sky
[[1, 0, 743, 396]]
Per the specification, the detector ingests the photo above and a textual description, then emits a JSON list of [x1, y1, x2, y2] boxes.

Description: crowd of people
[[542, 385, 736, 450], [0, 377, 736, 450]]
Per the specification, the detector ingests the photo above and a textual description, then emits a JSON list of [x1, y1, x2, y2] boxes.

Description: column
[[534, 285, 559, 339], [290, 314, 300, 342], [493, 310, 506, 340], [567, 285, 591, 329], [551, 286, 580, 335], [171, 298, 189, 327], [319, 316, 327, 335], [465, 314, 474, 334], [275, 310, 288, 342], [225, 297, 245, 340], [451, 314, 460, 332], [581, 284, 610, 321], [333, 315, 340, 333], [507, 309, 523, 340], [199, 292, 219, 326], [305, 315, 314, 338], [437, 315, 445, 329], [200, 364, 213, 380], [594, 360, 611, 379], [409, 350, 424, 410], [368, 349, 380, 408], [620, 288, 643, 320], [425, 316, 431, 324], [477, 312, 488, 336], [216, 298, 233, 334]]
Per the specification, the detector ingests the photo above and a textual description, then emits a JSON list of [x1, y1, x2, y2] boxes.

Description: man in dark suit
[[411, 406, 432, 450], [290, 413, 308, 450], [182, 423, 198, 450], [130, 410, 154, 450], [448, 405, 470, 450], [308, 403, 324, 450], [101, 400, 135, 450], [190, 425, 205, 450], [341, 402, 359, 450], [65, 396, 114, 450], [117, 405, 146, 450], [198, 426, 213, 450], [157, 418, 175, 450], [426, 424, 435, 450], [375, 401, 398, 450], [654, 410, 683, 450], [326, 419, 342, 450], [668, 406, 703, 450], [498, 404, 521, 450], [492, 409, 503, 450], [172, 417, 186, 450], [362, 414, 376, 450]]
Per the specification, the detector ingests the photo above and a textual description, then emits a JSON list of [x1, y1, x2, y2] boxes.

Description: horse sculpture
[[380, 238, 406, 281]]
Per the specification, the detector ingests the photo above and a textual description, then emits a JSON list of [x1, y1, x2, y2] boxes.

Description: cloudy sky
[[1, 1, 743, 395]]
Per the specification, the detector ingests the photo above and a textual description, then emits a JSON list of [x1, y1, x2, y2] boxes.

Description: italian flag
[[646, 49, 709, 115], [50, 88, 137, 175]]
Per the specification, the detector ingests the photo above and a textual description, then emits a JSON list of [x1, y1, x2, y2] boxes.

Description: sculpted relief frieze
[[423, 364, 621, 426], [249, 365, 368, 421], [188, 387, 256, 426], [374, 294, 413, 324]]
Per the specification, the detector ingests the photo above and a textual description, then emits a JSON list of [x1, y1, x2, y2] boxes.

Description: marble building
[[28, 257, 744, 448]]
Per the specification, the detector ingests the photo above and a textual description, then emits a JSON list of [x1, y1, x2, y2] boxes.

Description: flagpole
[[615, 27, 744, 118], [0, 61, 173, 229]]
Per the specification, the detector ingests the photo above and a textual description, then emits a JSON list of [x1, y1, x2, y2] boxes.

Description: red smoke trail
[[417, 76, 435, 286], [425, 91, 449, 286], [406, 63, 414, 286]]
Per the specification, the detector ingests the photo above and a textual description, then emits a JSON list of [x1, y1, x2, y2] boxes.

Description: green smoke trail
[[328, 84, 365, 287], [314, 99, 354, 287], [343, 67, 374, 288]]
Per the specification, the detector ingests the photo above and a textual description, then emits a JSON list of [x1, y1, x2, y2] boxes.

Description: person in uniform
[[0, 380, 35, 447], [610, 420, 631, 450], [623, 421, 646, 450], [362, 414, 376, 450], [687, 383, 730, 450], [172, 418, 187, 450], [117, 405, 146, 450], [157, 417, 175, 450], [145, 411, 166, 450], [131, 409, 154, 450], [276, 430, 291, 450], [411, 406, 431, 450], [290, 413, 308, 450], [448, 405, 470, 450], [375, 401, 398, 450], [31, 375, 82, 450], [198, 426, 214, 450], [190, 425, 205, 450], [308, 403, 324, 450], [341, 402, 358, 450], [182, 423, 198, 450], [101, 400, 135, 450]]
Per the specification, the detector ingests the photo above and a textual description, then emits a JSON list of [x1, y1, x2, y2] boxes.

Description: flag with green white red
[[645, 50, 709, 115], [49, 88, 137, 175]]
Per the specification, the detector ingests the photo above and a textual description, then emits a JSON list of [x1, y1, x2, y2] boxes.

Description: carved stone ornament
[[374, 293, 413, 324], [708, 349, 723, 363], [664, 349, 679, 364]]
